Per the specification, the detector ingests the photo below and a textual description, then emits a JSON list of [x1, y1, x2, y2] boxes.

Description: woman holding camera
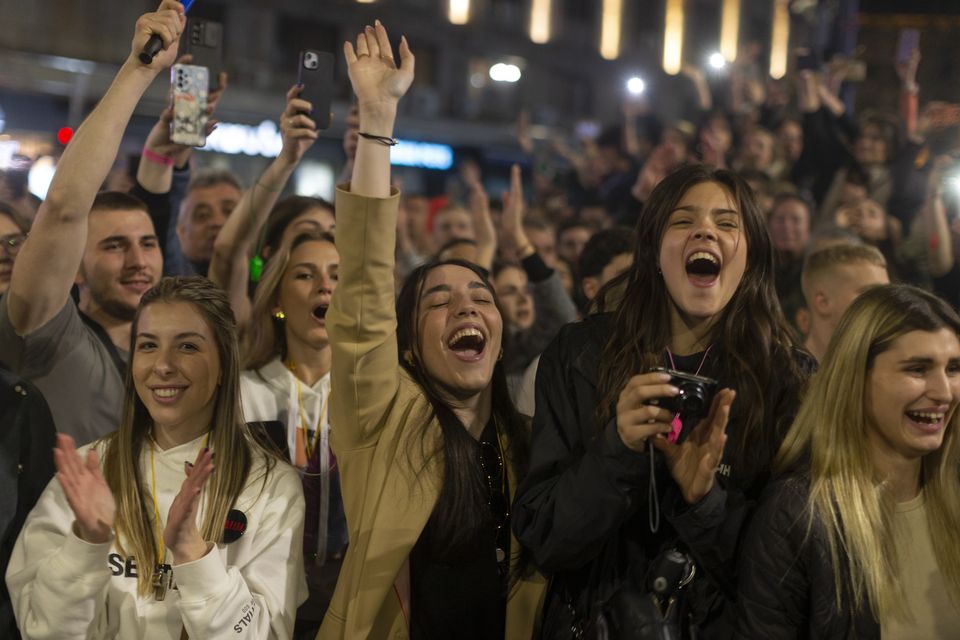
[[513, 165, 813, 637], [736, 284, 960, 639]]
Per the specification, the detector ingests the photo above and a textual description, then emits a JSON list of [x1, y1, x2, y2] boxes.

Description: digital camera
[[649, 367, 718, 422]]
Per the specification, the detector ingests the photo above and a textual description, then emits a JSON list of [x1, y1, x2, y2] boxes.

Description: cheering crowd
[[1, 2, 959, 639]]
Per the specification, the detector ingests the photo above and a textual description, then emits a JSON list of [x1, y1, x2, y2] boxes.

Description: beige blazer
[[319, 186, 546, 640]]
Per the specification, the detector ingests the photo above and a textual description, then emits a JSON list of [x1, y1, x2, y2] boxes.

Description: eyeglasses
[[0, 233, 27, 256]]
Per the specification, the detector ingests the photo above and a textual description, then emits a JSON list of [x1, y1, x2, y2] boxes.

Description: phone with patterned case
[[171, 63, 209, 147]]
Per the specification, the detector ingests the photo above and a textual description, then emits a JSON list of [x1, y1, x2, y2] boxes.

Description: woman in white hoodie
[[6, 276, 306, 639]]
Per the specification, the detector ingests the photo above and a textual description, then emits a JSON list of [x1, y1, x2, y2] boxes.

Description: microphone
[[139, 0, 196, 64]]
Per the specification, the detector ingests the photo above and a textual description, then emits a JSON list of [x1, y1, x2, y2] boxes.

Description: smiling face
[[78, 208, 163, 321], [865, 328, 960, 464], [277, 239, 339, 353], [415, 264, 503, 398], [659, 181, 748, 327], [133, 301, 220, 435]]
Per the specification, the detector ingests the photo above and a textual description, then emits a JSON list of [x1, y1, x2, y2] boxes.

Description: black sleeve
[[512, 332, 651, 573], [663, 476, 751, 597], [733, 479, 811, 640], [129, 165, 191, 255]]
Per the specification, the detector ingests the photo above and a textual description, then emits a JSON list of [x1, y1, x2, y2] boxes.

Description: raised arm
[[208, 85, 319, 323], [327, 21, 415, 450], [6, 0, 185, 335]]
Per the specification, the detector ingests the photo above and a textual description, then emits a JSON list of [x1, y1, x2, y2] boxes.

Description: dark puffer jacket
[[734, 475, 879, 639], [513, 314, 813, 639]]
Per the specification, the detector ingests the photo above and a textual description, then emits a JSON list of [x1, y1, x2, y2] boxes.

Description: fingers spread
[[399, 35, 415, 73], [356, 32, 370, 58], [364, 25, 381, 59], [374, 20, 393, 62], [343, 41, 358, 65]]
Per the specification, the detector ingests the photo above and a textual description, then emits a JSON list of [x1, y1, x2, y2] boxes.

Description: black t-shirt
[[409, 421, 510, 640]]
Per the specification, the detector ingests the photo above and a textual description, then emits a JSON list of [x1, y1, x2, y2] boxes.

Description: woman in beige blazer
[[318, 21, 545, 640]]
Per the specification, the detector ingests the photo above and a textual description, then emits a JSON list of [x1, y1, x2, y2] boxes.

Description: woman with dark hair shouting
[[513, 165, 813, 637], [319, 21, 544, 640], [737, 285, 960, 639]]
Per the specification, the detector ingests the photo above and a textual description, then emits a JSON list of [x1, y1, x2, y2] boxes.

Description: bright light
[[600, 0, 623, 60], [355, 0, 375, 3], [392, 140, 454, 170], [948, 174, 960, 197], [720, 0, 740, 63], [769, 0, 790, 79], [530, 0, 551, 44], [0, 140, 20, 170], [203, 120, 283, 157], [489, 63, 522, 83], [626, 77, 646, 95], [663, 0, 685, 75], [28, 156, 56, 200], [709, 52, 727, 69], [295, 160, 335, 200], [449, 0, 470, 24]]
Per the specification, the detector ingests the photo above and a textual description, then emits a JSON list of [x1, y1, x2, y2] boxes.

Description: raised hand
[[54, 434, 116, 544], [130, 0, 187, 72], [653, 388, 735, 504], [278, 84, 321, 166], [343, 20, 415, 129], [163, 447, 215, 565]]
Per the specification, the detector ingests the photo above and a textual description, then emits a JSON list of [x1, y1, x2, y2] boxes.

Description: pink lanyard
[[664, 345, 712, 443]]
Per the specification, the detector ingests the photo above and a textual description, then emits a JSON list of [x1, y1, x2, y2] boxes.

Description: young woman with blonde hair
[[737, 284, 960, 638], [7, 277, 306, 639]]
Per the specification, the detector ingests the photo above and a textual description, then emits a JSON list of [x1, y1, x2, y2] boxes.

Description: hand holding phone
[[170, 63, 209, 147], [278, 84, 320, 166], [897, 29, 920, 65], [297, 50, 334, 130]]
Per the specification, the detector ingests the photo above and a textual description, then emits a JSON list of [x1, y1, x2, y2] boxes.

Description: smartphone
[[297, 50, 334, 130], [896, 28, 920, 65], [185, 18, 224, 90], [171, 64, 209, 147]]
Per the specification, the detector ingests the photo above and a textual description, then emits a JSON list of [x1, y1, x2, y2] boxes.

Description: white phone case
[[171, 63, 209, 147]]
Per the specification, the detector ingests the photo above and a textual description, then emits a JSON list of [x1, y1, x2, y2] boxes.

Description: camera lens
[[679, 383, 707, 416]]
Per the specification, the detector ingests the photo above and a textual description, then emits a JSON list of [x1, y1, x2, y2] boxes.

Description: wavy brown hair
[[594, 164, 805, 479]]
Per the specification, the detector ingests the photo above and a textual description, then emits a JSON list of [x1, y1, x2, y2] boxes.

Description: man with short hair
[[0, 2, 183, 442], [578, 227, 633, 304], [801, 244, 890, 362], [171, 168, 242, 276]]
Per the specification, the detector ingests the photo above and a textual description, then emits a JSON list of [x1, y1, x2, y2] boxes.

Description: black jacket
[[0, 368, 57, 639], [512, 314, 812, 639], [735, 475, 879, 639]]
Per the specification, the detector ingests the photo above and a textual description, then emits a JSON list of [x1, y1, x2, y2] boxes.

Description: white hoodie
[[6, 434, 307, 639]]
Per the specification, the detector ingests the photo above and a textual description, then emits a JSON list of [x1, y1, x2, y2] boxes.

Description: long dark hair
[[594, 164, 805, 479], [396, 259, 530, 558]]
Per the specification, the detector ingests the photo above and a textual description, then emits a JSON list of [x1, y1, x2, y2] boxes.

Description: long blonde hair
[[242, 231, 336, 370], [102, 277, 273, 596], [777, 284, 960, 620]]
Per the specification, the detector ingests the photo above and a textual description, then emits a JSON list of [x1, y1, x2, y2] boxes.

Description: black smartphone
[[185, 18, 224, 90], [297, 50, 334, 130]]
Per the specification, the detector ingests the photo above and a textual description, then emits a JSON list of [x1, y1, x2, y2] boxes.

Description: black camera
[[649, 367, 718, 422]]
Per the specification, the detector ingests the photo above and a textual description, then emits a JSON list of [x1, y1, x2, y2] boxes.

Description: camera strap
[[664, 345, 712, 443]]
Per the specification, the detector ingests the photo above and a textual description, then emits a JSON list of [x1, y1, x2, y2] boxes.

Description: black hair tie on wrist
[[358, 132, 398, 146]]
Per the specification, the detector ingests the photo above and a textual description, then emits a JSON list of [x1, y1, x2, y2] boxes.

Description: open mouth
[[905, 410, 945, 427], [685, 251, 721, 286], [447, 327, 487, 361], [150, 386, 186, 403], [312, 304, 328, 321]]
